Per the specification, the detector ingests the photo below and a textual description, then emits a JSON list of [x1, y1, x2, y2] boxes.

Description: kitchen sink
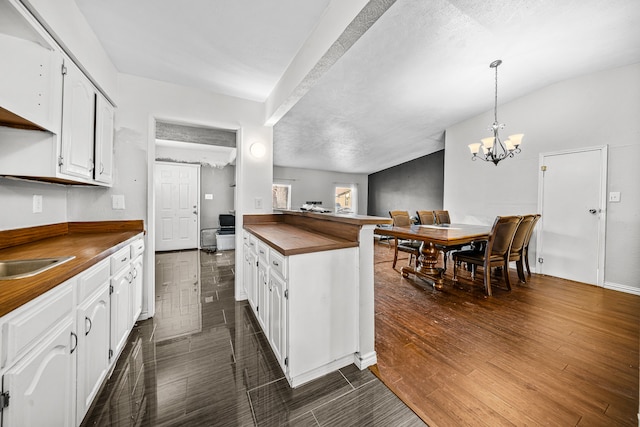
[[0, 256, 75, 280]]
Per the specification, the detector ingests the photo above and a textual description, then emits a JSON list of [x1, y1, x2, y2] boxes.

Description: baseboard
[[354, 351, 377, 369], [604, 281, 640, 296]]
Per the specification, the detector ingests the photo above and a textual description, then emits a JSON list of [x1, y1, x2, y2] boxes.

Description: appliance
[[468, 60, 524, 166]]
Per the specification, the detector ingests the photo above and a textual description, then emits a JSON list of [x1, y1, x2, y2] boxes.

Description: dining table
[[375, 223, 491, 289]]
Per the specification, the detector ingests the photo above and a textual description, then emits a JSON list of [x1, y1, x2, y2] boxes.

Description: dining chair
[[434, 210, 451, 225], [453, 215, 523, 296], [507, 214, 537, 283], [416, 210, 435, 225], [522, 214, 541, 278], [389, 210, 421, 269]]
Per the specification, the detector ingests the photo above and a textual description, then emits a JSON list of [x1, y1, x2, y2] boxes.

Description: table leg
[[401, 241, 444, 289]]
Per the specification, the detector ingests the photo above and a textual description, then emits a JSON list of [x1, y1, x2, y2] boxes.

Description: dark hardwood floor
[[373, 241, 640, 426]]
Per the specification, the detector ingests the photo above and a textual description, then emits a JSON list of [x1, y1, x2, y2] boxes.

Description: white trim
[[537, 145, 608, 287], [604, 281, 640, 296]]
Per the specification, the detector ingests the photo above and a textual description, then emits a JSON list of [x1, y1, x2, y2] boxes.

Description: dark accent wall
[[367, 150, 444, 219]]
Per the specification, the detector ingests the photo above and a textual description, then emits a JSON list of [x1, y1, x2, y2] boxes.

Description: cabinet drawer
[[130, 237, 145, 259], [257, 241, 269, 263], [248, 234, 258, 252], [243, 231, 251, 245], [269, 250, 287, 279], [2, 279, 74, 369], [77, 258, 110, 302], [111, 246, 131, 274]]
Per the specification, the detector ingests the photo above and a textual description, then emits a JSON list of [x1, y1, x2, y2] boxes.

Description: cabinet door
[[94, 93, 114, 185], [60, 59, 95, 180], [130, 254, 144, 327], [76, 285, 110, 423], [269, 271, 287, 371], [257, 261, 269, 334], [244, 245, 257, 311], [110, 267, 132, 362], [1, 317, 75, 427]]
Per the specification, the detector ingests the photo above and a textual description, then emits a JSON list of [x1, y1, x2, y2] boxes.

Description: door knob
[[588, 209, 597, 214]]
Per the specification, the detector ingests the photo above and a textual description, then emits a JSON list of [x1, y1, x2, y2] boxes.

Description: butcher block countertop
[[0, 220, 144, 317], [244, 212, 391, 256]]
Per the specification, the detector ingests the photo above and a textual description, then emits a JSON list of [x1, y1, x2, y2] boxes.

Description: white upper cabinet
[[0, 33, 63, 133], [60, 60, 96, 180], [94, 93, 114, 185]]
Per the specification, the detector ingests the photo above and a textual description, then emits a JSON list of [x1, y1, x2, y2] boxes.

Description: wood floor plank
[[373, 242, 640, 427]]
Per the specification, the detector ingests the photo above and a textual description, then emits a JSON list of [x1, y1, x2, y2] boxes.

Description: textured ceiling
[[74, 0, 640, 174]]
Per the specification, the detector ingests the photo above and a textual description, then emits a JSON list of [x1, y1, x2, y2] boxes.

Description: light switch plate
[[609, 191, 621, 203], [205, 194, 213, 200], [112, 195, 126, 210]]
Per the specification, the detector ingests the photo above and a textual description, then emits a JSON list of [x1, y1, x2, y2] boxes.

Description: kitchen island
[[242, 211, 391, 387]]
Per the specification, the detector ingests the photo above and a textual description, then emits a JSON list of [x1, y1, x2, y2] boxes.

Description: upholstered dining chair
[[389, 210, 421, 269], [522, 214, 541, 278], [416, 210, 435, 225], [453, 215, 523, 296], [434, 210, 451, 225], [507, 214, 537, 283]]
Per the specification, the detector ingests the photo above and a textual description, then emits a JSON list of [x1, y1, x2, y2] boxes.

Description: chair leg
[[484, 262, 492, 296], [503, 261, 512, 291], [392, 238, 399, 268], [516, 259, 526, 283], [453, 258, 458, 280], [524, 248, 532, 277]]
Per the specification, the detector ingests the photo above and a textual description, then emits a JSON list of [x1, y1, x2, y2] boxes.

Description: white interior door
[[155, 162, 200, 251], [537, 146, 607, 285]]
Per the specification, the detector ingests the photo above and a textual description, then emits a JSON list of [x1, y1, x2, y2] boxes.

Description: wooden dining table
[[375, 223, 491, 289]]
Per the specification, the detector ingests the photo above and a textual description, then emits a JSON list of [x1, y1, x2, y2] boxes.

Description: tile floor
[[81, 249, 425, 427]]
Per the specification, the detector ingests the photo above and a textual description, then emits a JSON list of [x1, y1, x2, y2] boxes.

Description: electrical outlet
[[255, 197, 263, 209], [205, 193, 213, 200], [32, 195, 43, 213]]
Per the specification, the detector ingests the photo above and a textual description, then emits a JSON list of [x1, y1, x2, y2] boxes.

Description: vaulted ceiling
[[75, 0, 640, 174]]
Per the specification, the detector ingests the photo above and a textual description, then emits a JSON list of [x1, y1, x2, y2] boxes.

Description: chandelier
[[468, 59, 523, 165]]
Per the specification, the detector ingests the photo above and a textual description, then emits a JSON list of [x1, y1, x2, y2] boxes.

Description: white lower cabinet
[[268, 269, 287, 372], [75, 259, 111, 422], [0, 234, 145, 426], [110, 246, 132, 362], [243, 242, 257, 312], [244, 231, 359, 387], [0, 280, 76, 427]]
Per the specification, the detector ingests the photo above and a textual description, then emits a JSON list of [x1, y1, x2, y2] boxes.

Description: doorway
[[154, 162, 200, 251], [537, 146, 607, 285]]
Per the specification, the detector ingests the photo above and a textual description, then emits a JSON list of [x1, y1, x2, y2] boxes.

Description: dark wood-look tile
[[311, 380, 426, 427]]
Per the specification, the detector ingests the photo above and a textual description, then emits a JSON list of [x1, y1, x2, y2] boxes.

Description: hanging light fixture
[[468, 59, 523, 165]]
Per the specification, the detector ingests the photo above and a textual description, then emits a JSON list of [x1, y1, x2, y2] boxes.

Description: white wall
[[273, 166, 368, 214], [0, 177, 67, 230], [444, 63, 640, 291]]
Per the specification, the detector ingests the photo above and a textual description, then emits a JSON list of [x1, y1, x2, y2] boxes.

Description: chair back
[[389, 210, 412, 227], [416, 210, 435, 225], [524, 214, 541, 248], [509, 214, 536, 255], [434, 210, 451, 225], [487, 216, 523, 257]]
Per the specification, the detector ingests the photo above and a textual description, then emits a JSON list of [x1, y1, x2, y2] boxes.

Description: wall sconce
[[250, 142, 266, 158]]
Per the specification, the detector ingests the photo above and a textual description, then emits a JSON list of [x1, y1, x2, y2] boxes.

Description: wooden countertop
[[244, 212, 391, 256], [244, 223, 358, 256], [0, 221, 144, 317]]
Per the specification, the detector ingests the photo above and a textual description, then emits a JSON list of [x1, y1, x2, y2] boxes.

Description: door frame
[[536, 145, 608, 286]]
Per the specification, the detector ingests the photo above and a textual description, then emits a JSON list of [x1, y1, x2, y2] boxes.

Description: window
[[335, 185, 357, 214], [272, 184, 291, 210]]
